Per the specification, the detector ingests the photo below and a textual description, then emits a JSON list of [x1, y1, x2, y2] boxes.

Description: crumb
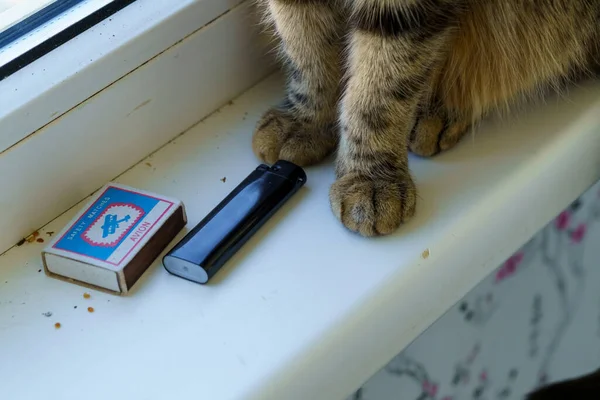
[[421, 249, 430, 259], [221, 177, 227, 183], [26, 231, 40, 243], [16, 238, 26, 246], [54, 322, 61, 329], [87, 307, 94, 313], [83, 293, 91, 299], [46, 231, 54, 237], [145, 162, 152, 167], [36, 238, 44, 243], [42, 312, 52, 317]]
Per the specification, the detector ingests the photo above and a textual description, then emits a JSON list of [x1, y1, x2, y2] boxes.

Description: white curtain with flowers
[[350, 180, 600, 400]]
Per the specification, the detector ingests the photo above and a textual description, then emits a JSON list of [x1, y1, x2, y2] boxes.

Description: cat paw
[[252, 106, 338, 166], [409, 113, 470, 157], [329, 173, 417, 237]]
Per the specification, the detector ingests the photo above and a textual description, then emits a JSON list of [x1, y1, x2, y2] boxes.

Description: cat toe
[[409, 114, 470, 157]]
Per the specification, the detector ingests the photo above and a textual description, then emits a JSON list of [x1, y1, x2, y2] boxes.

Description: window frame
[[0, 0, 138, 80], [0, 0, 247, 154]]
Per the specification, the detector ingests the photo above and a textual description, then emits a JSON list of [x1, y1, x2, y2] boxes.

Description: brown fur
[[253, 0, 600, 237]]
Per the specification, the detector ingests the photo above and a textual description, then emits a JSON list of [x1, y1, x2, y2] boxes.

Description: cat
[[253, 0, 600, 237]]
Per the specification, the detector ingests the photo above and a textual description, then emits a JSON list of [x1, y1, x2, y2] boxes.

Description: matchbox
[[42, 183, 187, 294]]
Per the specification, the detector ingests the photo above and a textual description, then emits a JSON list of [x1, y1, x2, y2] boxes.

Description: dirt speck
[[26, 231, 40, 243], [421, 249, 430, 259], [38, 269, 42, 273], [74, 306, 77, 309], [83, 293, 91, 299], [145, 162, 152, 167], [42, 312, 53, 317], [16, 238, 26, 246], [46, 231, 54, 237], [227, 100, 234, 106], [87, 307, 95, 313], [221, 177, 227, 183], [54, 322, 61, 329], [36, 238, 44, 243]]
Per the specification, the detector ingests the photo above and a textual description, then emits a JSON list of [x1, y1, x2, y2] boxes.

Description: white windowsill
[[1, 73, 599, 400]]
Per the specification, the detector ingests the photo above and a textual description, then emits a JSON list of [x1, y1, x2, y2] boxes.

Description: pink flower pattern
[[570, 223, 586, 243], [495, 252, 523, 283], [555, 211, 571, 231], [422, 381, 438, 397]]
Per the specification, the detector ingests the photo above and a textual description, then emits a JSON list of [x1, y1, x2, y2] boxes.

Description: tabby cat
[[253, 0, 600, 237]]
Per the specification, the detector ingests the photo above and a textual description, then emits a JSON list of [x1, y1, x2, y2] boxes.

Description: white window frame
[[0, 0, 135, 72], [0, 0, 276, 253], [0, 0, 250, 152]]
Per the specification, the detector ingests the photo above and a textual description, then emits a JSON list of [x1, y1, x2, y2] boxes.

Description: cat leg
[[330, 0, 463, 236], [408, 100, 471, 157], [252, 0, 344, 166]]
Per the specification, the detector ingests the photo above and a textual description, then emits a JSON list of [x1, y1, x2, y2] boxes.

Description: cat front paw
[[252, 106, 338, 166], [409, 112, 470, 157], [329, 173, 417, 237]]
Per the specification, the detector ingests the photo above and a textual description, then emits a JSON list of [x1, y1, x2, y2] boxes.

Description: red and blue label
[[53, 186, 174, 266]]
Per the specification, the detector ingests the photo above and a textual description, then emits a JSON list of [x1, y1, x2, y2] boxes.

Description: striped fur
[[253, 0, 600, 237]]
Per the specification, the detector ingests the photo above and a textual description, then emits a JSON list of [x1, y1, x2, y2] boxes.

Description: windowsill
[[1, 74, 599, 400]]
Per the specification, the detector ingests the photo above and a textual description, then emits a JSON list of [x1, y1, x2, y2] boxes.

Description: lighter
[[163, 160, 306, 284]]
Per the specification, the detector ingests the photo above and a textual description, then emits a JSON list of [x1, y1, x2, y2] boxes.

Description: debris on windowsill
[[422, 249, 430, 259], [26, 231, 40, 243]]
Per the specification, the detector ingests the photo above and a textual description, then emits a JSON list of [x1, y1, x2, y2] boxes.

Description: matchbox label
[[53, 186, 174, 266], [83, 203, 144, 247]]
